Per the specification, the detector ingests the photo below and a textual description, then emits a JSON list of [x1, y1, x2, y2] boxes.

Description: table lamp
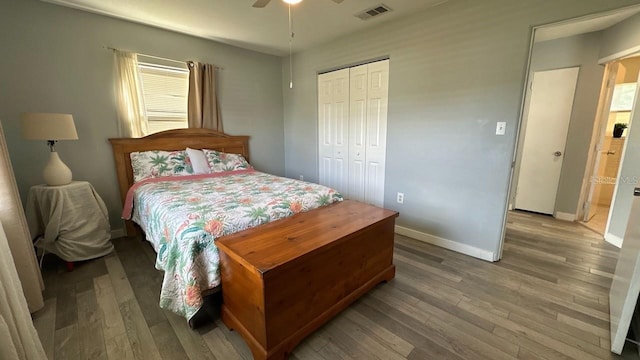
[[21, 113, 78, 186]]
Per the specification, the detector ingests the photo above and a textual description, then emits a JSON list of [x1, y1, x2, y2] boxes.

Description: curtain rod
[[103, 46, 223, 70]]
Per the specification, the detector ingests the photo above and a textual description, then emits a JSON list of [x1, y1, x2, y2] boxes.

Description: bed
[[109, 129, 398, 359]]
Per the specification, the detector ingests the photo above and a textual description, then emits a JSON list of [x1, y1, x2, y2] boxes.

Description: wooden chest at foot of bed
[[216, 200, 398, 360]]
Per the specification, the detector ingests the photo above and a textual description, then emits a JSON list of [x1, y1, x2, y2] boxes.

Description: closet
[[318, 59, 389, 207]]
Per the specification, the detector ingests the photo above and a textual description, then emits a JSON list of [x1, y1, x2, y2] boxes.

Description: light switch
[[496, 122, 506, 135]]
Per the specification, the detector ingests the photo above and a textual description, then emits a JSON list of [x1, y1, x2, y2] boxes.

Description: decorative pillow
[[203, 149, 252, 173], [130, 150, 193, 182], [186, 148, 211, 175]]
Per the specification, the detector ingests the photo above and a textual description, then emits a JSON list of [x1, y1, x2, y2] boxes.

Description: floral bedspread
[[130, 170, 343, 321]]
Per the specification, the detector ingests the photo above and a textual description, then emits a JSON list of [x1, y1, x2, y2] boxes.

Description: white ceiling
[[42, 0, 449, 56], [535, 6, 640, 43]]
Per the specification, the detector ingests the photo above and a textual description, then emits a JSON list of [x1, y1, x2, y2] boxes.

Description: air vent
[[355, 4, 393, 21]]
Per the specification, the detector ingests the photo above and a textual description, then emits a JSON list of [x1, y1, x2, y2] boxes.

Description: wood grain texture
[[34, 210, 640, 359], [77, 288, 107, 360], [217, 200, 398, 360], [33, 298, 56, 360], [54, 324, 80, 360]]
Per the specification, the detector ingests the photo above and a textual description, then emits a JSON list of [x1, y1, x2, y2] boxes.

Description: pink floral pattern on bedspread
[[131, 170, 343, 321]]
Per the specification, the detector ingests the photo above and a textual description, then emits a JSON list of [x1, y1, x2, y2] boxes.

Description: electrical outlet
[[299, 175, 304, 181], [397, 192, 404, 204], [496, 122, 506, 135]]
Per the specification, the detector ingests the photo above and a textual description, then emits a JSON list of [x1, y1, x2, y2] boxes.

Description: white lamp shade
[[21, 113, 78, 141]]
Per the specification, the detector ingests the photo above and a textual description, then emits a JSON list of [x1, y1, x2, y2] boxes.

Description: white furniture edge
[[395, 225, 496, 262], [554, 211, 576, 221], [605, 232, 624, 248]]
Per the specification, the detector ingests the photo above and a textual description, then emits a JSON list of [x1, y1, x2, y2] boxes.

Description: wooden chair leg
[[66, 261, 74, 272]]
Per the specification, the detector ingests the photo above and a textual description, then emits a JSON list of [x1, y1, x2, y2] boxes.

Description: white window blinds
[[138, 62, 189, 134]]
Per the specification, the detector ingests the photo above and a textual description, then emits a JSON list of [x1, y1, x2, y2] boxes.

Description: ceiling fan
[[252, 0, 344, 8]]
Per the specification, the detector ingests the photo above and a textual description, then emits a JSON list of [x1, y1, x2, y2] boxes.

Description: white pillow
[[186, 148, 211, 174]]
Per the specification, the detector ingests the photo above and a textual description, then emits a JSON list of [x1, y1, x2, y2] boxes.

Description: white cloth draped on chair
[[0, 120, 46, 359], [187, 61, 222, 131], [114, 50, 148, 138]]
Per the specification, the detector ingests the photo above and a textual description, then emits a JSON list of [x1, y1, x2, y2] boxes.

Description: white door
[[318, 69, 350, 194], [515, 67, 579, 214], [583, 62, 619, 221], [364, 60, 389, 207], [609, 189, 640, 354], [348, 64, 368, 202], [319, 60, 388, 206]]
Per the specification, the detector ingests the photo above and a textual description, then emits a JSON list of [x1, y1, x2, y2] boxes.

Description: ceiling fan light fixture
[[283, 0, 302, 4]]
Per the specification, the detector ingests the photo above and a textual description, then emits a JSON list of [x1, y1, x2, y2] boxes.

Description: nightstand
[[25, 181, 113, 270]]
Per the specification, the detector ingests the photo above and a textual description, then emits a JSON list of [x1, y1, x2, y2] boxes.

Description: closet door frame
[[318, 59, 389, 206]]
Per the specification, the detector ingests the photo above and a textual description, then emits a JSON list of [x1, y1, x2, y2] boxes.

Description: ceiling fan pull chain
[[289, 3, 294, 89]]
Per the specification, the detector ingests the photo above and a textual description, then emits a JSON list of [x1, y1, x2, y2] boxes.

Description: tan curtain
[[0, 120, 46, 359], [114, 50, 148, 138], [187, 61, 222, 131]]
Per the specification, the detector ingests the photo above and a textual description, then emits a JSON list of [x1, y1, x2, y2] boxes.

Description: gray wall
[[601, 13, 640, 239], [600, 12, 640, 61], [282, 0, 639, 257], [0, 0, 285, 232], [511, 33, 605, 216]]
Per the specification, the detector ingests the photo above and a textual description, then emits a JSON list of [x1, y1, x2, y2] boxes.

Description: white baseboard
[[111, 228, 126, 239], [395, 225, 496, 262], [605, 232, 623, 248], [554, 212, 576, 221]]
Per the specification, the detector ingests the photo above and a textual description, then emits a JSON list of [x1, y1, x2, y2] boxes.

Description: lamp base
[[44, 151, 72, 186]]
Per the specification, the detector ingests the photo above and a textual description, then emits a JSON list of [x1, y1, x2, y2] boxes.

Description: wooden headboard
[[109, 128, 250, 236]]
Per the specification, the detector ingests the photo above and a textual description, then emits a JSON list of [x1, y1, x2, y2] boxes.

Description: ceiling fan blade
[[331, 0, 344, 3], [252, 0, 271, 8]]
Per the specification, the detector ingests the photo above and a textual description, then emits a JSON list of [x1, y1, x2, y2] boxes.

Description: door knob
[[553, 151, 562, 157], [607, 151, 616, 155]]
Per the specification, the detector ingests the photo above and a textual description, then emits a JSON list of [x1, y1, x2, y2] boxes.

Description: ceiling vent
[[355, 4, 393, 21]]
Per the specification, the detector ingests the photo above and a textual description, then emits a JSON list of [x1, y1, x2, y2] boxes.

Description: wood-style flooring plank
[[343, 306, 414, 357], [201, 326, 244, 360], [38, 211, 640, 360], [32, 298, 56, 360], [120, 299, 163, 360], [149, 321, 190, 360], [106, 332, 135, 360], [94, 274, 135, 359], [314, 333, 355, 360], [458, 298, 603, 360], [55, 282, 77, 330], [54, 324, 81, 360], [77, 288, 107, 360], [105, 253, 136, 304], [213, 319, 253, 360], [164, 310, 216, 360]]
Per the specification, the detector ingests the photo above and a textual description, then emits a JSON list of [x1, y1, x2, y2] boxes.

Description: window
[[137, 62, 189, 134]]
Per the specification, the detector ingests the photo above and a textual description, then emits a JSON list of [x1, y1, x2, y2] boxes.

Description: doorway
[[581, 57, 640, 235], [514, 67, 579, 215]]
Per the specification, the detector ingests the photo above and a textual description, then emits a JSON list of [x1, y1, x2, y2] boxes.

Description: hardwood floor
[[33, 211, 639, 359], [580, 205, 611, 235]]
